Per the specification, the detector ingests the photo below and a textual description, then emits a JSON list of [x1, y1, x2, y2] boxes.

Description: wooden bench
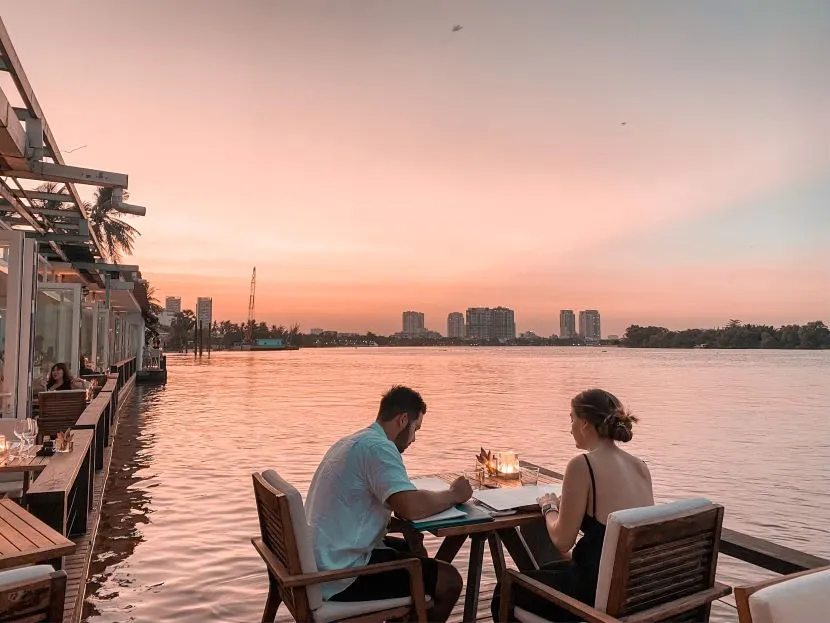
[[26, 429, 94, 539], [72, 393, 111, 471]]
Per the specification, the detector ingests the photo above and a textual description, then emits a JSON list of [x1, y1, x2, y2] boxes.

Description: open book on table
[[407, 477, 493, 530]]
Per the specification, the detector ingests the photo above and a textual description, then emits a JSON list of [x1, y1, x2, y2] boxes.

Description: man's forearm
[[391, 489, 459, 521]]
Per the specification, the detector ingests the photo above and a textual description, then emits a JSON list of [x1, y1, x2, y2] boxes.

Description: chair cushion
[[0, 565, 56, 586], [594, 498, 713, 612], [749, 569, 830, 623], [313, 596, 430, 623], [261, 470, 323, 610], [514, 605, 563, 623]]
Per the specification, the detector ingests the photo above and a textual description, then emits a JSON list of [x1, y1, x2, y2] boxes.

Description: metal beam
[[10, 189, 72, 203], [12, 106, 31, 121], [74, 262, 139, 272], [12, 161, 128, 187], [9, 205, 80, 219], [106, 281, 135, 291], [0, 17, 106, 257], [0, 178, 43, 232], [28, 233, 89, 243], [6, 216, 79, 231]]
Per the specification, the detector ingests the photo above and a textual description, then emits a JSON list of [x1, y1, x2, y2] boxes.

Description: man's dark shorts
[[329, 536, 439, 601]]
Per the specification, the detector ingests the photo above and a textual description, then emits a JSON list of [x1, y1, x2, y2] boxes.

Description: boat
[[241, 338, 300, 351]]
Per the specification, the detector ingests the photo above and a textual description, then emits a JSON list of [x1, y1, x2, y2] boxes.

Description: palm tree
[[87, 187, 140, 262], [31, 183, 140, 262]]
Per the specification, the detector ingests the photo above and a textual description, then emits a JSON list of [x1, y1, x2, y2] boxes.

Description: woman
[[492, 389, 654, 621], [46, 363, 74, 391]]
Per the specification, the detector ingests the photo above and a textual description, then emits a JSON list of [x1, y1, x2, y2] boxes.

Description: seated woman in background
[[46, 363, 76, 391], [492, 389, 654, 622]]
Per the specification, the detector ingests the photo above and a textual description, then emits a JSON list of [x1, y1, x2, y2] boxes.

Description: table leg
[[463, 534, 486, 622], [488, 533, 507, 581], [435, 534, 466, 563], [497, 527, 538, 571]]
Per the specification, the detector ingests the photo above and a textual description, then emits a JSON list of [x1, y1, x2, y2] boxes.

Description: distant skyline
[[161, 294, 823, 338], [2, 1, 828, 335]]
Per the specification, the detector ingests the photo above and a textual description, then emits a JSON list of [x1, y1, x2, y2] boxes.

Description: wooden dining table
[[0, 498, 76, 570], [0, 445, 50, 495], [407, 463, 564, 622]]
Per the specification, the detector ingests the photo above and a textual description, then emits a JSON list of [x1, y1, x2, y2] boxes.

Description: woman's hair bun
[[608, 407, 637, 443], [572, 389, 638, 443]]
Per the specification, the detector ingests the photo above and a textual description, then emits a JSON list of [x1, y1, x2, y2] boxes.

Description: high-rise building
[[465, 307, 492, 339], [465, 307, 516, 340], [165, 296, 181, 314], [196, 297, 213, 329], [402, 311, 425, 336], [447, 312, 465, 338], [579, 309, 602, 342], [491, 307, 516, 340], [559, 310, 576, 339]]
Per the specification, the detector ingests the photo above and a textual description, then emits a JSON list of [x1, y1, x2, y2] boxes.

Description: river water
[[82, 347, 830, 622]]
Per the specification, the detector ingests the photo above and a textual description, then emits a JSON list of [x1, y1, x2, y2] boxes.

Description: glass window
[[96, 305, 108, 371], [80, 302, 94, 373], [33, 286, 78, 383], [0, 244, 13, 417]]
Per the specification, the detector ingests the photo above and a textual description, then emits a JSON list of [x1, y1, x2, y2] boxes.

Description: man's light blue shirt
[[304, 422, 416, 599]]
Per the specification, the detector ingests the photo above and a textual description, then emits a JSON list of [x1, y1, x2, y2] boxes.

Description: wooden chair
[[499, 498, 731, 623], [0, 564, 66, 621], [251, 470, 429, 623], [36, 390, 87, 441], [735, 565, 830, 623]]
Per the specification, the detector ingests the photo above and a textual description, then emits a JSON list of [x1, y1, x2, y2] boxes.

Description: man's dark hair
[[377, 385, 427, 422]]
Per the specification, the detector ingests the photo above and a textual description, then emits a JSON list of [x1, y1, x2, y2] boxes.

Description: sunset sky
[[3, 1, 828, 336]]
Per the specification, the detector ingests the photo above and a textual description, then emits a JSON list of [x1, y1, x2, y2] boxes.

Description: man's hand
[[449, 476, 473, 504]]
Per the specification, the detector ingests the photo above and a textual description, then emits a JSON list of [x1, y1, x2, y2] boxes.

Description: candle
[[497, 450, 520, 477], [0, 435, 5, 451]]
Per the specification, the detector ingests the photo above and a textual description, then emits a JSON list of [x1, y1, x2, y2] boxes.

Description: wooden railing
[[26, 429, 94, 538], [110, 356, 137, 393], [524, 461, 830, 580], [26, 360, 136, 551]]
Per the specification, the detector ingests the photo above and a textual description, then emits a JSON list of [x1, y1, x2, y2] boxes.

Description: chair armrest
[[499, 569, 621, 623], [620, 583, 731, 623], [251, 537, 428, 621], [284, 558, 421, 587]]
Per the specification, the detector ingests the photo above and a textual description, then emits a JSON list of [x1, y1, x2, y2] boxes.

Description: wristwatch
[[541, 502, 558, 516]]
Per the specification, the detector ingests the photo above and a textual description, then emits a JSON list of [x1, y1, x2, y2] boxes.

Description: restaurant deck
[[61, 415, 118, 623]]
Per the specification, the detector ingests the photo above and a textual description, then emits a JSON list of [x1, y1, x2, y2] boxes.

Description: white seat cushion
[[514, 605, 561, 623], [595, 498, 713, 612], [261, 470, 323, 609], [749, 569, 830, 623], [0, 565, 56, 586], [314, 596, 431, 623]]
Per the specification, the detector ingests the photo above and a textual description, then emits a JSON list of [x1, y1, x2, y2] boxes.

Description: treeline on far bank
[[161, 313, 830, 351], [621, 320, 830, 350]]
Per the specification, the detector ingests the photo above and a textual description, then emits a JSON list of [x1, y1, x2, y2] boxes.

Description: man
[[305, 385, 472, 622]]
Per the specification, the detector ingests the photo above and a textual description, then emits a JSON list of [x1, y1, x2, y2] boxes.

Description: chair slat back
[[37, 390, 87, 440], [0, 569, 66, 621], [252, 472, 314, 616], [605, 502, 724, 620]]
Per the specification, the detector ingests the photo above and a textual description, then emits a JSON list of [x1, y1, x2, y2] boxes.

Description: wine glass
[[13, 419, 25, 458], [22, 418, 37, 457]]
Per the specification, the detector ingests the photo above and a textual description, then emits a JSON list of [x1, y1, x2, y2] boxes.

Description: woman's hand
[[537, 492, 560, 510]]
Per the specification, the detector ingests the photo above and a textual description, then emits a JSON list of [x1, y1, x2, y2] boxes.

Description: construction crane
[[244, 267, 256, 345]]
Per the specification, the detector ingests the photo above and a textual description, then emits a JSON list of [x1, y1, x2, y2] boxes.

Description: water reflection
[[83, 348, 830, 622]]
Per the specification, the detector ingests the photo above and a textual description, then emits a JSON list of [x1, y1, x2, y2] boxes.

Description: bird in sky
[[452, 25, 463, 32]]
